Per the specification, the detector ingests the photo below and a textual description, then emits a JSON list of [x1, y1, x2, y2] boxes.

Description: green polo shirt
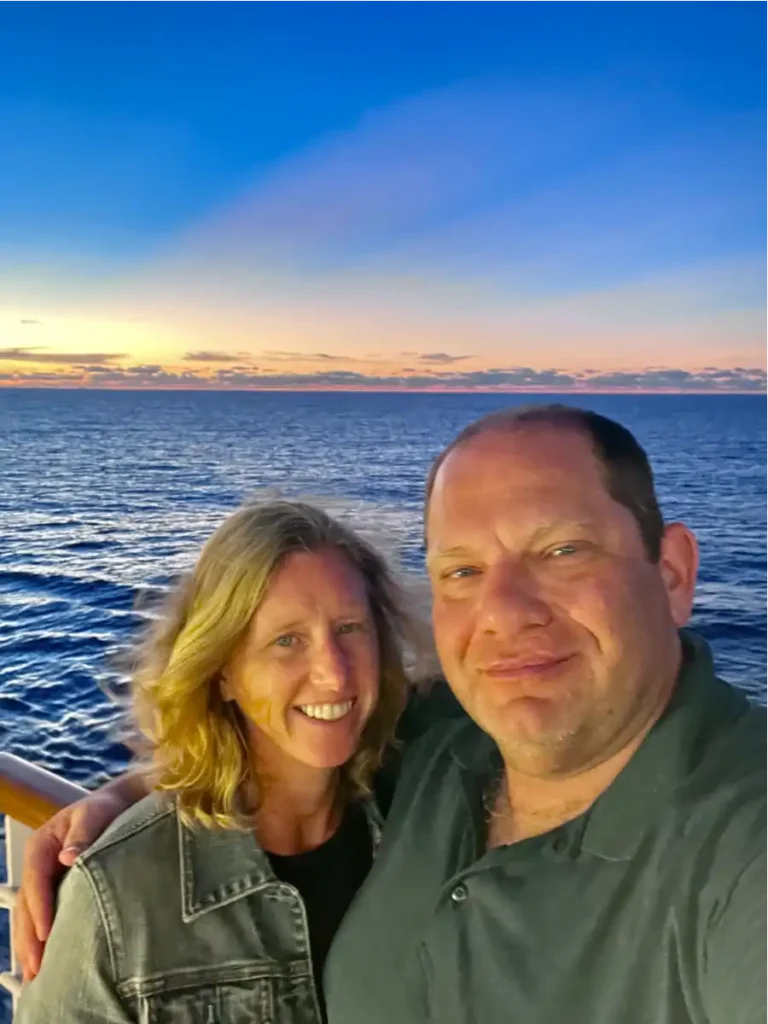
[[326, 633, 766, 1024]]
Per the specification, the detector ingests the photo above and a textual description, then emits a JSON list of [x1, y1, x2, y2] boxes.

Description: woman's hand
[[13, 788, 138, 980]]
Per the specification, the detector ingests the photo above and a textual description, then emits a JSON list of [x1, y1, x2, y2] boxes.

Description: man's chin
[[480, 696, 582, 757]]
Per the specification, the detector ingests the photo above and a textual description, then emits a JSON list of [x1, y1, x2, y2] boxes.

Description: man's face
[[426, 426, 697, 775]]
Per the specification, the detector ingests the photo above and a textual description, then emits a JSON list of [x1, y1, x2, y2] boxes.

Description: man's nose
[[477, 563, 552, 634], [309, 637, 351, 691]]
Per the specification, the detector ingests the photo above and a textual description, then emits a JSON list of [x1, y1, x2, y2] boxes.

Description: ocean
[[0, 388, 765, 1014]]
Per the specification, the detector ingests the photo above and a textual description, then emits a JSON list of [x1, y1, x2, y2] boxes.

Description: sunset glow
[[1, 5, 764, 392]]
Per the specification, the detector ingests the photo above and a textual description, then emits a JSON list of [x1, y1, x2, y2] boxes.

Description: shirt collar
[[579, 629, 749, 861], [449, 630, 751, 862]]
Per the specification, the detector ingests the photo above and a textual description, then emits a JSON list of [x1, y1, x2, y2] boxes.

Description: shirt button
[[451, 883, 468, 903]]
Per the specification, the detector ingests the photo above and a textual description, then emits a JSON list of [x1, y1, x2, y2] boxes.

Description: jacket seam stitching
[[76, 860, 121, 983]]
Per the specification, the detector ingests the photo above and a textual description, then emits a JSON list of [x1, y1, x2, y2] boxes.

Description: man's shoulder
[[736, 691, 765, 735], [394, 710, 486, 803], [406, 708, 477, 758], [681, 686, 765, 876], [396, 678, 468, 745], [708, 692, 768, 778], [373, 686, 468, 816], [726, 691, 765, 755], [374, 713, 483, 843]]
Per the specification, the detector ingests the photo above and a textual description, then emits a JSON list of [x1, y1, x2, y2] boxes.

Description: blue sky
[[0, 2, 765, 390]]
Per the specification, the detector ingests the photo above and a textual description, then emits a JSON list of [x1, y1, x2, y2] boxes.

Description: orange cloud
[[0, 357, 764, 393]]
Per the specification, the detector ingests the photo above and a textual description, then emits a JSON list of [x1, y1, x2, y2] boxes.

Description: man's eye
[[447, 566, 478, 579], [549, 543, 579, 558]]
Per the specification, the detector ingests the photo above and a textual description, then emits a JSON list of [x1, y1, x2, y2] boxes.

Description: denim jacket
[[16, 791, 383, 1024]]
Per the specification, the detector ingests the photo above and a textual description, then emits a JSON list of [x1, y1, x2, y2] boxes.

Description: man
[[14, 405, 766, 1023], [324, 404, 766, 1024]]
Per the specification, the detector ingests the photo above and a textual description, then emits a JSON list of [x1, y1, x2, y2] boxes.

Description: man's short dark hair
[[425, 404, 665, 562]]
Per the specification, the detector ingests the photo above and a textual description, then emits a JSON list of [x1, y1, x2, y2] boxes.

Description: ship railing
[[0, 753, 86, 1015]]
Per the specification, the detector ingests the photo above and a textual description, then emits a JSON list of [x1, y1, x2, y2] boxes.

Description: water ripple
[[0, 391, 764, 1017], [0, 390, 764, 788]]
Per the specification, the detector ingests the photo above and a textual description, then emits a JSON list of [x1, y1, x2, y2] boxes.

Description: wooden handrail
[[0, 776, 68, 831], [0, 754, 88, 831]]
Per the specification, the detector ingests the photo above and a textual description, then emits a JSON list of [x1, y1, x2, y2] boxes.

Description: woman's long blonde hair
[[127, 500, 420, 828]]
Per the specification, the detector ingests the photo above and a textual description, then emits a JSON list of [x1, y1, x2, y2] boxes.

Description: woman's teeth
[[298, 700, 354, 721]]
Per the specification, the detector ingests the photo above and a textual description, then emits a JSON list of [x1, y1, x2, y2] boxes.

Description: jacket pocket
[[142, 979, 273, 1023]]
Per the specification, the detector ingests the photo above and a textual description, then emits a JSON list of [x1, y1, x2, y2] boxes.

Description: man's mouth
[[481, 655, 574, 677]]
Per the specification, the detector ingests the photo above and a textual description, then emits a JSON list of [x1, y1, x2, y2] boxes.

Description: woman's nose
[[309, 638, 350, 691]]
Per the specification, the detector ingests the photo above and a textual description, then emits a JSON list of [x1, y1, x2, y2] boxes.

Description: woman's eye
[[337, 621, 363, 635], [274, 634, 297, 648]]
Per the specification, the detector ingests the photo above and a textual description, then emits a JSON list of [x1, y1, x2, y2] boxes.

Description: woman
[[15, 498, 425, 1024]]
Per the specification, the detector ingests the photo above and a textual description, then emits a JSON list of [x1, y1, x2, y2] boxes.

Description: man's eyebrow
[[426, 546, 473, 566], [529, 520, 598, 542], [426, 521, 599, 564]]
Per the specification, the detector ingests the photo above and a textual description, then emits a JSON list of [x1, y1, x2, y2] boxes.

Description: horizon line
[[1, 385, 765, 396]]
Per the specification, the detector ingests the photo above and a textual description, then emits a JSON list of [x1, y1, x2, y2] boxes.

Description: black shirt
[[267, 801, 373, 1021]]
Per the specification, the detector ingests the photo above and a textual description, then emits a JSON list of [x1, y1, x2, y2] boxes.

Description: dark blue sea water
[[0, 389, 765, 1014]]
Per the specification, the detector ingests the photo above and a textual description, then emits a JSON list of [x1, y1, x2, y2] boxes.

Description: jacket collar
[[178, 810, 275, 923], [178, 795, 383, 922]]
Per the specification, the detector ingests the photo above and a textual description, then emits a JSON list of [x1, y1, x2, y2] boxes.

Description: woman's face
[[223, 547, 381, 778]]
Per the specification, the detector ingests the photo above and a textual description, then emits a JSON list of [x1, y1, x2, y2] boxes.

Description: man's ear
[[658, 522, 699, 628]]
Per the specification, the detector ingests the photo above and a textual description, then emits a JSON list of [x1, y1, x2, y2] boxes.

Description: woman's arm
[[15, 860, 134, 1023], [14, 770, 150, 980]]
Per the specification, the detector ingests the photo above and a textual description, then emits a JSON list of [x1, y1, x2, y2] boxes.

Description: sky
[[0, 2, 765, 392]]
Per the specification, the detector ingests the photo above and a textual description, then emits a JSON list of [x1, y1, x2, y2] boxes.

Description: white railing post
[[0, 755, 87, 1017], [1, 816, 33, 1006]]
